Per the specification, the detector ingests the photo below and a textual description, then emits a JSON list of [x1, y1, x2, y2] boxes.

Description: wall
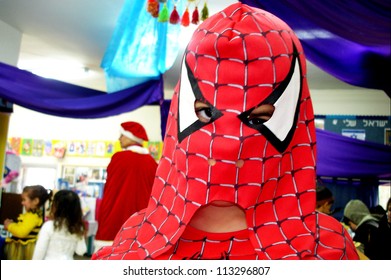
[[311, 89, 390, 116], [0, 20, 21, 65], [8, 104, 162, 142]]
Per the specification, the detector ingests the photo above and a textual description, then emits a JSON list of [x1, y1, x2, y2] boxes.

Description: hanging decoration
[[181, 7, 190, 27], [158, 2, 169, 22], [101, 0, 184, 93], [191, 6, 199, 25], [101, 0, 207, 93], [169, 5, 180, 24], [147, 0, 159, 17], [201, 2, 209, 21], [147, 0, 208, 26]]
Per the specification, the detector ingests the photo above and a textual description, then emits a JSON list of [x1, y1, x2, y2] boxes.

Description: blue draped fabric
[[101, 0, 184, 92], [0, 62, 162, 118], [240, 0, 391, 96]]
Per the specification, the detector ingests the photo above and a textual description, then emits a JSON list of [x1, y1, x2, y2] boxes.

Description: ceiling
[[0, 0, 355, 94]]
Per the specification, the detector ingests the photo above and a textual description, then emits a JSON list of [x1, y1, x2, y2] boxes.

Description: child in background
[[315, 185, 335, 215], [33, 190, 87, 260], [3, 185, 52, 260], [343, 199, 380, 259]]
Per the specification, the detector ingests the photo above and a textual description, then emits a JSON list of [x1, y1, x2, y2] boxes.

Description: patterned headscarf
[[93, 3, 358, 260]]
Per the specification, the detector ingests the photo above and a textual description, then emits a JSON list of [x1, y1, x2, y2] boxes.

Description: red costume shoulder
[[312, 212, 359, 260]]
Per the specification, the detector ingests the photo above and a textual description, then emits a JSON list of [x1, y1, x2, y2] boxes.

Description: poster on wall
[[147, 141, 163, 161], [8, 137, 21, 154], [53, 140, 66, 158], [44, 140, 53, 156], [21, 139, 33, 155], [7, 138, 164, 160], [32, 139, 44, 156]]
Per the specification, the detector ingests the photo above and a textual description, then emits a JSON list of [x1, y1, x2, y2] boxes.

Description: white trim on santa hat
[[119, 127, 145, 144]]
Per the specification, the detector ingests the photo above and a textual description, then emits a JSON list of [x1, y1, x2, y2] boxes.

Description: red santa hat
[[119, 121, 149, 144]]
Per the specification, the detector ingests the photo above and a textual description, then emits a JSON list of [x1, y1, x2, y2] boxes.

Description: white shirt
[[32, 220, 87, 260]]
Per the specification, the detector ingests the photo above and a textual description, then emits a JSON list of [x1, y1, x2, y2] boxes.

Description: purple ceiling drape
[[0, 62, 162, 118], [316, 128, 391, 179], [240, 0, 391, 97]]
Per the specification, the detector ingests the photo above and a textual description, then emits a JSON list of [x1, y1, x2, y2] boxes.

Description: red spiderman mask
[[93, 3, 358, 260]]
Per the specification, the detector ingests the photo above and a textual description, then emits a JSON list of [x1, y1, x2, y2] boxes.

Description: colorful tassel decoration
[[147, 0, 159, 18], [158, 3, 169, 22], [169, 6, 180, 24], [181, 8, 190, 26], [201, 2, 209, 21], [191, 6, 199, 25]]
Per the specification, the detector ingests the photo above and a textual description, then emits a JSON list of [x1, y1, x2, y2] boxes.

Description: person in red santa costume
[[92, 3, 359, 260], [93, 121, 158, 252]]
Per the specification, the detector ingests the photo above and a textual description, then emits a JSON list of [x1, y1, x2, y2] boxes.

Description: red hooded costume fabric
[[93, 3, 359, 260], [94, 124, 158, 241]]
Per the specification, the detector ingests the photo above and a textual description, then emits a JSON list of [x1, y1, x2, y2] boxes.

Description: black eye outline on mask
[[238, 43, 302, 153], [177, 57, 223, 143]]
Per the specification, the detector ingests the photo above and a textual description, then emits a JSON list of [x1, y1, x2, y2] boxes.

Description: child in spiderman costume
[[92, 3, 359, 260]]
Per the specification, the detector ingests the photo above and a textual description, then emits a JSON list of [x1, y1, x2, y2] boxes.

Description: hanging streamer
[[201, 2, 209, 21], [181, 8, 190, 26], [148, 0, 208, 26], [158, 2, 169, 22], [170, 5, 180, 24], [147, 0, 159, 17], [191, 6, 199, 25]]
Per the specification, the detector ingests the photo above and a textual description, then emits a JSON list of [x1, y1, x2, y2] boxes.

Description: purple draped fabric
[[316, 128, 391, 179], [0, 62, 163, 118], [240, 0, 391, 96]]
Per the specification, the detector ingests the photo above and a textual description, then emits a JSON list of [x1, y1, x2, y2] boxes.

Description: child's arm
[[3, 218, 14, 230], [6, 212, 42, 238], [75, 236, 87, 257], [32, 221, 52, 260]]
